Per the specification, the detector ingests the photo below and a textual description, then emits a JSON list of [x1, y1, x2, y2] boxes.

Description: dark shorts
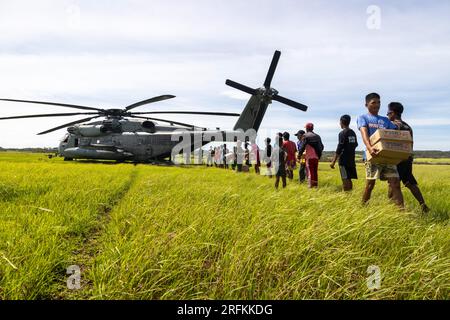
[[276, 164, 286, 177], [397, 158, 418, 186], [339, 165, 358, 180]]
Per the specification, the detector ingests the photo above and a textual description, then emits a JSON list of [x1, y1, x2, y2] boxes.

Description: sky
[[0, 0, 449, 150]]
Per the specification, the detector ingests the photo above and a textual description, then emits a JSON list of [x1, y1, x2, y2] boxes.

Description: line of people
[[204, 125, 325, 189], [206, 144, 231, 169], [270, 125, 324, 189], [204, 92, 429, 213], [206, 140, 261, 173]]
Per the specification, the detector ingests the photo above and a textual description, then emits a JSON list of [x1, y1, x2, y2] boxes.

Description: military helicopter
[[0, 50, 308, 162]]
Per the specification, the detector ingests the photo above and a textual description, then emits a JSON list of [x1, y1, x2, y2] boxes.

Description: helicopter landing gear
[[64, 157, 73, 161]]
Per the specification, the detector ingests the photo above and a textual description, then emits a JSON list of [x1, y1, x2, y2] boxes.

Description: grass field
[[0, 152, 449, 300]]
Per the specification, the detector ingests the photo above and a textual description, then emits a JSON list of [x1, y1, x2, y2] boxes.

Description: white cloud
[[408, 118, 450, 127], [0, 0, 449, 150]]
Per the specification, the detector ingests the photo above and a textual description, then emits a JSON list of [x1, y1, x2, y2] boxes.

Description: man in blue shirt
[[357, 92, 404, 208]]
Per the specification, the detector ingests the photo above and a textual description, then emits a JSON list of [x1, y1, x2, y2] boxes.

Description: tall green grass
[[0, 153, 137, 299], [83, 164, 449, 299], [0, 153, 449, 299]]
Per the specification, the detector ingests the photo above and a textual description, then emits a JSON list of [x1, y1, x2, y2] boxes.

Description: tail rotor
[[225, 50, 308, 112]]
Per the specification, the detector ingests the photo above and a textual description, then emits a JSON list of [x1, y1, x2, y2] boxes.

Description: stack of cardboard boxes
[[366, 129, 413, 165]]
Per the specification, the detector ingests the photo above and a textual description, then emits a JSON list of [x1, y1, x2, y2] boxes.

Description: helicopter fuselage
[[58, 118, 239, 162]]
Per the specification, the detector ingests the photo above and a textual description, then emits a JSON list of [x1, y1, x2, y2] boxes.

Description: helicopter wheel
[[64, 157, 74, 161]]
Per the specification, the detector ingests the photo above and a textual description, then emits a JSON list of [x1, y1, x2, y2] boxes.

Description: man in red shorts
[[297, 123, 324, 188]]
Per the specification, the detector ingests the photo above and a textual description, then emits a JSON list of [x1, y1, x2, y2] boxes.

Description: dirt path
[[56, 168, 139, 299]]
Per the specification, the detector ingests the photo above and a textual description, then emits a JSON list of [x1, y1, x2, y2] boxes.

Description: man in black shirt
[[264, 137, 273, 178], [330, 115, 358, 191], [387, 102, 429, 213]]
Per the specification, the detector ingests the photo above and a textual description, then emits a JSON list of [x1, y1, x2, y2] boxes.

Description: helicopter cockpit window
[[61, 133, 69, 143]]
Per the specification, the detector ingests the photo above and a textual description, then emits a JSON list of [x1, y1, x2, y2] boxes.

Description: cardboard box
[[366, 129, 413, 165], [366, 140, 412, 165], [370, 129, 413, 145], [373, 140, 412, 156], [366, 152, 403, 165]]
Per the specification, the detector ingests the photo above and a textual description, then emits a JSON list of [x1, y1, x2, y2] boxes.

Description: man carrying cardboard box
[[356, 93, 404, 208], [387, 102, 430, 213]]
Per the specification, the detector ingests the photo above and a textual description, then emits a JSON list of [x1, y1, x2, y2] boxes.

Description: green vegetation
[[414, 158, 450, 165], [0, 153, 449, 299]]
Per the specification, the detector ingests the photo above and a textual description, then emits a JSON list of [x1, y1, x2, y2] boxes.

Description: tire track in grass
[[56, 167, 139, 299]]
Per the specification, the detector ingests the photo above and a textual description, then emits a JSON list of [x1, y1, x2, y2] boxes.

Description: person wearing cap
[[295, 130, 307, 183], [330, 115, 358, 191], [282, 131, 297, 180], [298, 123, 324, 188], [387, 102, 429, 213]]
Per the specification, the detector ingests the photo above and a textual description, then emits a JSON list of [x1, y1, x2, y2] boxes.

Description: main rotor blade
[[0, 98, 103, 111], [0, 112, 98, 120], [263, 50, 281, 89], [225, 80, 257, 96], [129, 115, 203, 129], [130, 111, 240, 116], [125, 95, 176, 111], [272, 94, 308, 112], [37, 116, 101, 135]]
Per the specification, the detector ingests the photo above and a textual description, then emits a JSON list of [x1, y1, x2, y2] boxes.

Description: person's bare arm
[[330, 153, 339, 169], [360, 127, 378, 156], [331, 132, 343, 168]]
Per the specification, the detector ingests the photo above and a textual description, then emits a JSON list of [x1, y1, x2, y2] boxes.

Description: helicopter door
[[74, 138, 79, 147]]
